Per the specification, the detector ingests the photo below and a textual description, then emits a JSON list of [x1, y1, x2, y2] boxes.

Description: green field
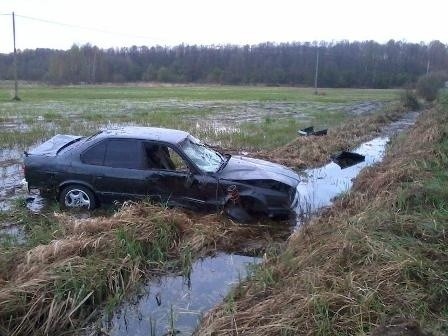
[[0, 83, 401, 149]]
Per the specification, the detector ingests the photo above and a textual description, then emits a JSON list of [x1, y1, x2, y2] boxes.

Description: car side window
[[144, 143, 189, 172], [104, 139, 141, 169], [81, 141, 106, 165], [167, 147, 189, 172]]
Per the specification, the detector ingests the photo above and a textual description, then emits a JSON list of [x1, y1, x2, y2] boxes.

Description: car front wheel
[[60, 185, 96, 210]]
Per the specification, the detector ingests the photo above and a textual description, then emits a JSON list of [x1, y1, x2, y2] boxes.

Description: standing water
[[94, 254, 258, 335], [294, 111, 419, 219], [295, 137, 388, 219]]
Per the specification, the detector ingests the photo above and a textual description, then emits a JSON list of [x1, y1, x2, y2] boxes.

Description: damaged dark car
[[24, 127, 300, 221]]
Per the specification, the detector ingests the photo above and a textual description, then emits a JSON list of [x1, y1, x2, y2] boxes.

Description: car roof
[[97, 126, 190, 144]]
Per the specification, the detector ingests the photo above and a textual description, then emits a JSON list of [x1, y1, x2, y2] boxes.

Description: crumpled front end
[[221, 178, 300, 221]]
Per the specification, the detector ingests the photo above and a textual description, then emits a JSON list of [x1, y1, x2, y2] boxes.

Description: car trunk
[[25, 134, 83, 156]]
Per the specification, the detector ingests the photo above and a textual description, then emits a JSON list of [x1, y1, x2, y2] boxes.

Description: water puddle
[[295, 137, 388, 219], [92, 253, 258, 336]]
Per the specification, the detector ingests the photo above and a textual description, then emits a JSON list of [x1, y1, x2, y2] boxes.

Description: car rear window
[[104, 139, 141, 169]]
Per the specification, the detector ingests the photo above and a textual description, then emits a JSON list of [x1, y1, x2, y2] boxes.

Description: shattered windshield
[[180, 137, 223, 173]]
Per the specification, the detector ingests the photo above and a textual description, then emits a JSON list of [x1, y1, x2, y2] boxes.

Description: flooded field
[[0, 85, 397, 148]]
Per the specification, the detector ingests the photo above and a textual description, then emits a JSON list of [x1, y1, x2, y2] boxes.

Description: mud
[[0, 147, 45, 213]]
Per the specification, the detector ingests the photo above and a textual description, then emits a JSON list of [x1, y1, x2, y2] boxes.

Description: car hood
[[26, 134, 83, 156], [218, 155, 300, 187]]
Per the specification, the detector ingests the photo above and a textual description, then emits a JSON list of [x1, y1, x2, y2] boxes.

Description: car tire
[[59, 185, 97, 210]]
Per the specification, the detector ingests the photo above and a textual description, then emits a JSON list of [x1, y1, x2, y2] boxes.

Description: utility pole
[[314, 47, 319, 95], [12, 12, 20, 101]]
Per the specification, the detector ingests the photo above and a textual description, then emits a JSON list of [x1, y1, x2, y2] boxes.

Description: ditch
[[87, 111, 419, 336]]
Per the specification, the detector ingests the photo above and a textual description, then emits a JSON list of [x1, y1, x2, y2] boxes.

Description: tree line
[[0, 40, 447, 88]]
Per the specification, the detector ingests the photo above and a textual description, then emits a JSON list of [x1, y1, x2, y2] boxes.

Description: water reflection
[[100, 253, 259, 336], [295, 137, 389, 220]]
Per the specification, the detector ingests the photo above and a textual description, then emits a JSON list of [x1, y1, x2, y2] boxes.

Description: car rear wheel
[[60, 185, 96, 210]]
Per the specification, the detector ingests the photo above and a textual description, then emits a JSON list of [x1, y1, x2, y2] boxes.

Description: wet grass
[[0, 84, 400, 149], [197, 96, 448, 335]]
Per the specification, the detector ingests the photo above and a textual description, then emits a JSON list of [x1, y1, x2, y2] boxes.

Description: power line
[[14, 13, 159, 41]]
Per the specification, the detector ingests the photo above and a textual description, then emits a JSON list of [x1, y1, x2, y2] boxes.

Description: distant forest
[[0, 40, 447, 88]]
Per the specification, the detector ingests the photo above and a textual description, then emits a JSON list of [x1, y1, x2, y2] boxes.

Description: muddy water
[[95, 112, 419, 336], [187, 100, 384, 135]]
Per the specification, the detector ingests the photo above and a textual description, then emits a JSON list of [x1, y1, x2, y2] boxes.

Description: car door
[[82, 138, 150, 202], [143, 142, 218, 210]]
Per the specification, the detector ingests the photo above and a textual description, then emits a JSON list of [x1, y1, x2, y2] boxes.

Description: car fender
[[58, 180, 97, 196]]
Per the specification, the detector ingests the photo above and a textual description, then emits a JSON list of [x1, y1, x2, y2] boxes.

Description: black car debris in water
[[24, 127, 300, 221]]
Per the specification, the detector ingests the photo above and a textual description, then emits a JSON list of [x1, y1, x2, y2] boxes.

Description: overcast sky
[[0, 0, 447, 53]]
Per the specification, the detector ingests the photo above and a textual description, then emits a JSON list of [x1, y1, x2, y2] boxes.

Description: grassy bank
[[197, 96, 448, 335]]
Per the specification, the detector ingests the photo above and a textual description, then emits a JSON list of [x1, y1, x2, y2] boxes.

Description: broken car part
[[331, 151, 365, 169], [298, 126, 328, 136]]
